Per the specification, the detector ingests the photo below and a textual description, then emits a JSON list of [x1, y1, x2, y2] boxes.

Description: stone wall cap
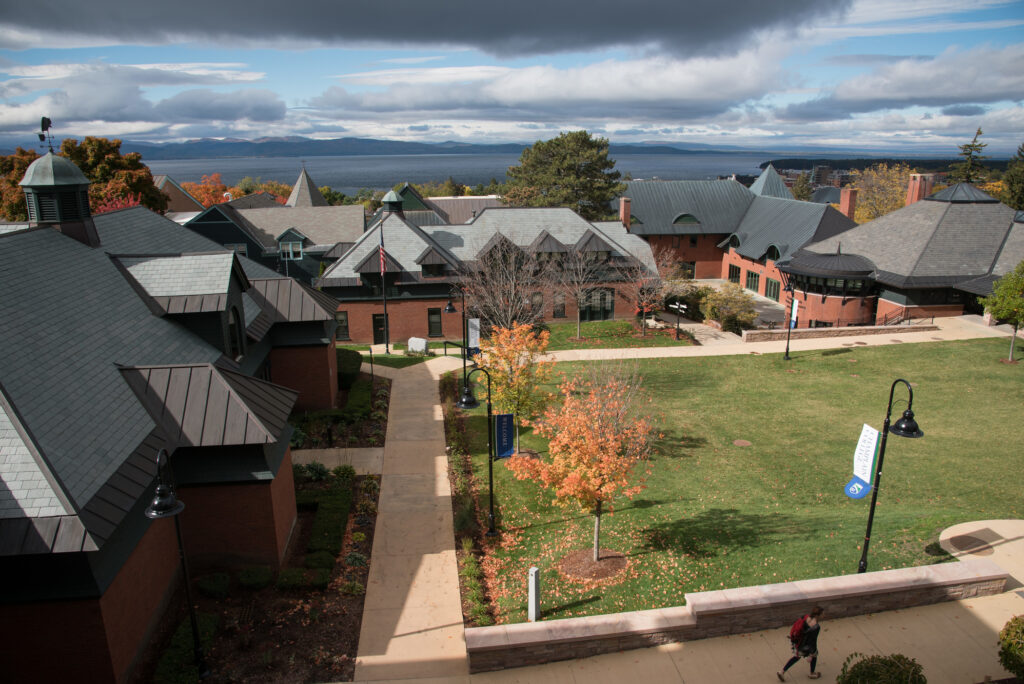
[[465, 625, 510, 651]]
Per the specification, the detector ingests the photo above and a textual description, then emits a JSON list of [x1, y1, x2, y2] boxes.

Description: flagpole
[[379, 223, 390, 355]]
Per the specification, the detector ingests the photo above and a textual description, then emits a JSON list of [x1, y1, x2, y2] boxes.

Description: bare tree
[[617, 245, 686, 336], [556, 247, 607, 339], [458, 235, 555, 330]]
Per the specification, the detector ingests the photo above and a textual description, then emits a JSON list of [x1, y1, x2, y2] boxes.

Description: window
[[553, 293, 566, 318], [224, 243, 248, 257], [335, 311, 349, 340], [728, 235, 740, 249], [689, 236, 698, 248], [728, 264, 741, 284], [745, 270, 760, 292], [765, 278, 781, 302], [427, 308, 442, 337], [280, 241, 303, 260], [766, 246, 781, 261], [422, 264, 445, 278], [227, 307, 244, 359], [531, 292, 544, 315]]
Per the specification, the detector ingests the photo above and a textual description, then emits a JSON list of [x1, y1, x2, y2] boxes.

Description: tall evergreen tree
[[948, 127, 989, 184], [504, 130, 626, 220], [1000, 142, 1024, 210], [792, 172, 813, 201]]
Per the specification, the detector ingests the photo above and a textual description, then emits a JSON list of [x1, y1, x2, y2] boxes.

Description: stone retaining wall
[[742, 324, 938, 343], [465, 558, 1007, 673]]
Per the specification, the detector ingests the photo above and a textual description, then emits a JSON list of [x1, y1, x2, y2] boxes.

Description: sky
[[0, 0, 1022, 154]]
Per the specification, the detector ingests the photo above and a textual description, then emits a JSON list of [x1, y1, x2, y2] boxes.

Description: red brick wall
[[0, 518, 180, 684], [647, 234, 726, 279], [270, 342, 337, 411], [787, 289, 877, 328], [336, 287, 637, 343], [178, 474, 295, 569], [875, 299, 964, 324], [720, 248, 786, 302]]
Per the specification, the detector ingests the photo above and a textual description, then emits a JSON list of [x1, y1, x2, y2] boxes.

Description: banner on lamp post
[[495, 414, 514, 459], [844, 423, 880, 499], [790, 298, 799, 329], [468, 318, 481, 356]]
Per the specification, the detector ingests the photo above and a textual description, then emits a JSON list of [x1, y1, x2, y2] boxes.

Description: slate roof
[[118, 253, 237, 297], [799, 184, 1023, 291], [424, 196, 503, 224], [749, 164, 793, 199], [286, 168, 329, 207], [237, 206, 365, 248], [812, 186, 842, 204], [318, 206, 656, 286], [226, 192, 281, 209], [614, 179, 754, 236]]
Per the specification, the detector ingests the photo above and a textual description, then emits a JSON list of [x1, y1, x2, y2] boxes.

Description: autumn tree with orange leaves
[[507, 367, 655, 562], [181, 173, 231, 207], [476, 322, 553, 453]]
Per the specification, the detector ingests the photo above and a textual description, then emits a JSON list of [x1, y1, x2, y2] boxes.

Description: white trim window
[[280, 241, 303, 260]]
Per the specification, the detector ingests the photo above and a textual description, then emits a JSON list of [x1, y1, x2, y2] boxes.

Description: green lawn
[[542, 319, 693, 351], [460, 338, 1023, 623]]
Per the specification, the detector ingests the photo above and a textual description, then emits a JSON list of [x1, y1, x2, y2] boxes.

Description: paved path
[[350, 319, 1022, 683]]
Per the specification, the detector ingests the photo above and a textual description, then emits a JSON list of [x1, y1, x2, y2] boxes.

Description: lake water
[[146, 153, 771, 196]]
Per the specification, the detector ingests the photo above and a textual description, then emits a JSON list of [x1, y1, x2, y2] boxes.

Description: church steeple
[[20, 152, 100, 247]]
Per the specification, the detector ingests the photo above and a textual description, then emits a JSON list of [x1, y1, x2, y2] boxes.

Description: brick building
[[0, 153, 338, 682]]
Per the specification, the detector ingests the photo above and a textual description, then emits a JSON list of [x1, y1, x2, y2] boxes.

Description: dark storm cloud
[[0, 0, 852, 57], [941, 104, 987, 117], [155, 89, 286, 122]]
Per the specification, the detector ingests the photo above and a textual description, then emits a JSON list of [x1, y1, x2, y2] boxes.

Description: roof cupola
[[19, 152, 100, 247]]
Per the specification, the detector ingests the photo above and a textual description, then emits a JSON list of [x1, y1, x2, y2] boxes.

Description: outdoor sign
[[844, 423, 880, 499], [495, 414, 514, 459], [468, 317, 481, 355], [790, 298, 799, 329]]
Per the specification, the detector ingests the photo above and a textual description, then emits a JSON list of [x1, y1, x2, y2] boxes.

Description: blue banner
[[495, 414, 514, 459], [844, 475, 872, 499]]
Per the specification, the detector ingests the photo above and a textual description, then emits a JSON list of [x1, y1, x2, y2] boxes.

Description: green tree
[[1000, 142, 1024, 210], [700, 282, 758, 333], [948, 127, 989, 184], [980, 260, 1024, 361], [849, 162, 914, 223], [504, 130, 626, 220], [319, 186, 348, 206], [0, 147, 40, 221], [468, 178, 504, 196], [60, 137, 168, 214], [792, 172, 813, 201]]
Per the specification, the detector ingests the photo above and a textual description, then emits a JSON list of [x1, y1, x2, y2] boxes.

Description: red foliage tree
[[182, 173, 231, 207]]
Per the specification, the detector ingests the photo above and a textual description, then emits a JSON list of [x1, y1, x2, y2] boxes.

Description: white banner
[[468, 318, 481, 348], [790, 298, 799, 328], [845, 423, 880, 499]]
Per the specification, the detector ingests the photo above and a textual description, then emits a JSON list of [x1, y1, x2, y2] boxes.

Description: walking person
[[778, 606, 824, 680]]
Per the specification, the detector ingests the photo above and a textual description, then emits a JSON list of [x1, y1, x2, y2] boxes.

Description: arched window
[[673, 213, 699, 225], [766, 245, 781, 261]]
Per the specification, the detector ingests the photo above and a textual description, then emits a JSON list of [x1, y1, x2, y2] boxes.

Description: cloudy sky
[[0, 0, 1022, 153]]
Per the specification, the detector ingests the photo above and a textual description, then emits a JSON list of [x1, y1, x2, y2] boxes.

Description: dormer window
[[766, 246, 781, 261], [422, 264, 445, 278], [281, 241, 303, 260]]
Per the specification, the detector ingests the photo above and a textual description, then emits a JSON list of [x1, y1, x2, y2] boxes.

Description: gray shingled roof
[[615, 179, 754, 236], [749, 165, 793, 199], [226, 192, 282, 209], [238, 206, 365, 247], [812, 187, 841, 204], [119, 253, 236, 297], [728, 197, 855, 262], [286, 169, 329, 207], [802, 191, 1020, 289], [0, 390, 70, 520]]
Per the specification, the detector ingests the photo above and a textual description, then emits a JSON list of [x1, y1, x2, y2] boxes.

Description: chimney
[[620, 197, 631, 230], [904, 173, 935, 206], [839, 188, 858, 220]]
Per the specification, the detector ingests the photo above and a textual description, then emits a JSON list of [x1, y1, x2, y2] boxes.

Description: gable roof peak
[[286, 168, 328, 207], [749, 164, 793, 199]]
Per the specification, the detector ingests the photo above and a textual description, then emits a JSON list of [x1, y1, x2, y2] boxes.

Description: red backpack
[[789, 615, 808, 644]]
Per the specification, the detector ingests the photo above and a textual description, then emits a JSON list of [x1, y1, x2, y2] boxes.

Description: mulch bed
[[291, 374, 391, 449], [557, 549, 628, 582]]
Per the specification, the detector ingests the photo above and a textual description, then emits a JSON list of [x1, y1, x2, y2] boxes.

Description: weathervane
[[37, 117, 54, 153]]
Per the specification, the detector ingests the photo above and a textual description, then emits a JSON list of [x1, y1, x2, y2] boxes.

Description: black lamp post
[[857, 379, 923, 573], [467, 368, 497, 536], [444, 287, 478, 409], [146, 450, 210, 679]]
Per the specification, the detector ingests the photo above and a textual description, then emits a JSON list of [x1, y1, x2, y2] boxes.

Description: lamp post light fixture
[[857, 379, 923, 574], [444, 287, 478, 409], [145, 450, 210, 679], [467, 367, 497, 536]]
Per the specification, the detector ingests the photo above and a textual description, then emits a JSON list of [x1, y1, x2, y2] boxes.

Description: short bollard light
[[528, 566, 541, 622]]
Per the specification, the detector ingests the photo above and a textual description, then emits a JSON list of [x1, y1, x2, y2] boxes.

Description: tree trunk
[[515, 414, 520, 454], [577, 312, 582, 339], [593, 500, 602, 562], [1011, 321, 1019, 361]]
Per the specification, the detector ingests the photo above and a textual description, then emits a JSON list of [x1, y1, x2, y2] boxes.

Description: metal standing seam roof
[[615, 179, 755, 236], [727, 197, 854, 262], [19, 152, 90, 187], [120, 364, 298, 448], [425, 196, 503, 224], [748, 164, 793, 199], [247, 278, 337, 322]]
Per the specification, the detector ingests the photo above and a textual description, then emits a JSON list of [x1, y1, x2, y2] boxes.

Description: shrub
[[305, 550, 337, 569], [837, 652, 926, 684], [361, 476, 380, 496], [700, 282, 758, 333], [289, 425, 307, 448], [237, 565, 274, 590], [296, 486, 352, 556], [351, 531, 366, 544], [337, 348, 362, 390], [332, 464, 357, 484], [345, 551, 368, 567], [195, 572, 230, 599], [356, 499, 377, 516], [999, 615, 1024, 678], [292, 463, 308, 483], [345, 378, 373, 417], [339, 580, 365, 596], [153, 612, 219, 684], [276, 568, 331, 591], [304, 462, 329, 482]]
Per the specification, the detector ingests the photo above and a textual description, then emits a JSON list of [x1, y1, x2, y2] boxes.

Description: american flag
[[379, 244, 386, 276]]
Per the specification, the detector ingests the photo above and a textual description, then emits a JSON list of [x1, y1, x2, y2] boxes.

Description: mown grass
[[542, 319, 692, 351], [460, 338, 1023, 623]]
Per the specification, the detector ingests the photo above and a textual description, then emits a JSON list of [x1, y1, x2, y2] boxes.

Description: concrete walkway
[[350, 319, 1022, 684]]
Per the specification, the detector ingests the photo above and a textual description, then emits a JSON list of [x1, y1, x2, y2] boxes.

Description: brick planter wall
[[742, 323, 938, 343], [465, 558, 1007, 673]]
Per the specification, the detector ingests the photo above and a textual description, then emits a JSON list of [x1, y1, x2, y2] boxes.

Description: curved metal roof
[[19, 152, 90, 187], [780, 249, 876, 278]]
